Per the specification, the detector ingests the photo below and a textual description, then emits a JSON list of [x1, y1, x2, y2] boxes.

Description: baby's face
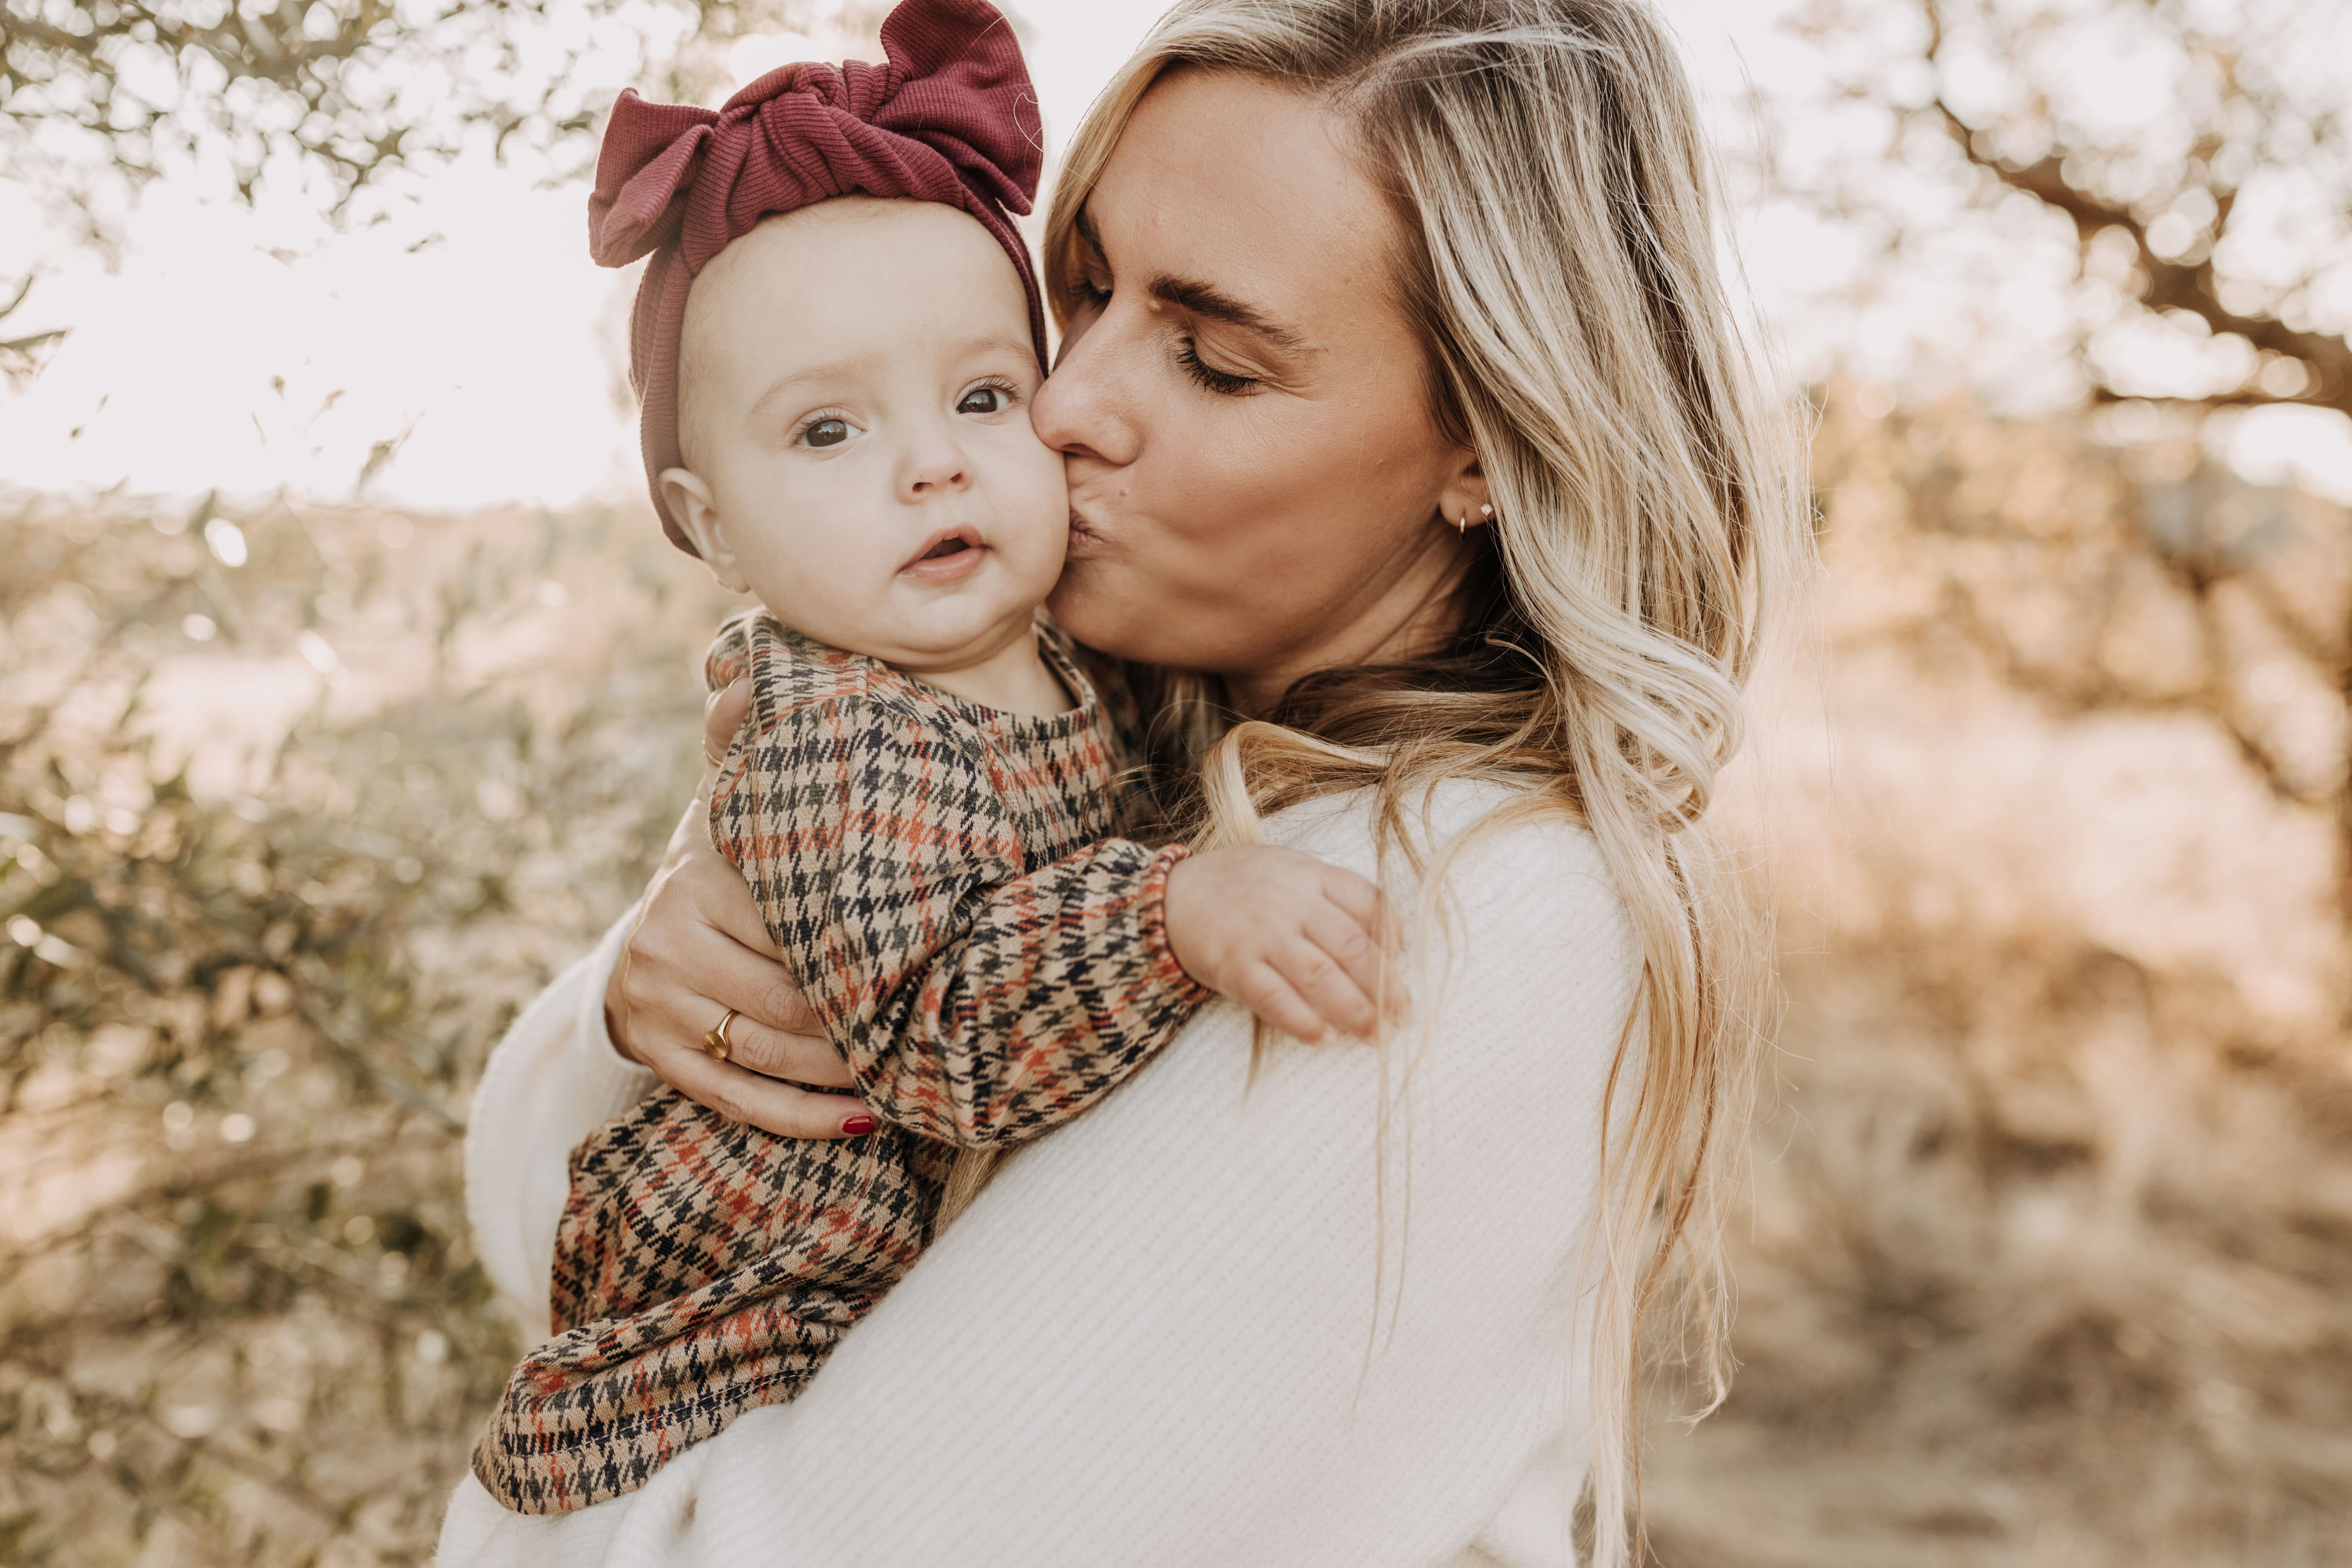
[[662, 199, 1066, 673]]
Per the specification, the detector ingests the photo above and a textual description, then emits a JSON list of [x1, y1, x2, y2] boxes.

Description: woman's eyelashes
[[1174, 338, 1261, 396], [1065, 249, 1253, 395]]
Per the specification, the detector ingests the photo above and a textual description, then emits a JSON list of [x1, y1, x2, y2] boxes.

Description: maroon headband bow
[[589, 0, 1047, 552]]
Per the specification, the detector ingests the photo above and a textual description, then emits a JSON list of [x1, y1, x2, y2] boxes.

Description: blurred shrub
[[1649, 397, 2352, 1567], [0, 493, 727, 1563]]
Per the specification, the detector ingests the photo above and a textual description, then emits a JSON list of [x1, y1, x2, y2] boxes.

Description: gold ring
[[702, 744, 726, 769], [702, 1008, 739, 1063]]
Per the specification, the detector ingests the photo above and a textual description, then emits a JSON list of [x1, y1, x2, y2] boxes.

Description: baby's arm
[[709, 621, 1191, 1146], [1160, 845, 1392, 1045], [709, 623, 1387, 1148]]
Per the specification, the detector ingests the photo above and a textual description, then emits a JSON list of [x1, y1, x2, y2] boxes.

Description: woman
[[441, 1, 1802, 1562]]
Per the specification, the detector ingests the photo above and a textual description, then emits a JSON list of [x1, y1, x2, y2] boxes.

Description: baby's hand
[[1162, 846, 1397, 1043]]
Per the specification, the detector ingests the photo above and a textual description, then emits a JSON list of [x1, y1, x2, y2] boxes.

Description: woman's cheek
[[1044, 554, 1137, 655]]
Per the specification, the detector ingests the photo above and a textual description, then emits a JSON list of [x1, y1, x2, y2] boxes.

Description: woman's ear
[[1434, 452, 1493, 535], [659, 468, 750, 592]]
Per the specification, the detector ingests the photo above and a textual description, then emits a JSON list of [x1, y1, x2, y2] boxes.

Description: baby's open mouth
[[902, 525, 988, 581]]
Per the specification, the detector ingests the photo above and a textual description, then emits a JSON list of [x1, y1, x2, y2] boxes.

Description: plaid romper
[[472, 609, 1207, 1513]]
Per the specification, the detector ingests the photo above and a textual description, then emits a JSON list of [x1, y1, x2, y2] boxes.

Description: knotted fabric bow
[[588, 0, 1046, 551]]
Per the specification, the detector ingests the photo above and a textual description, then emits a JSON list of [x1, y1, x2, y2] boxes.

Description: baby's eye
[[802, 418, 852, 449], [956, 386, 1008, 416]]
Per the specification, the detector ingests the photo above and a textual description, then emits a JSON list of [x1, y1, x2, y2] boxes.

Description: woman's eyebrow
[[1147, 274, 1310, 355], [1076, 202, 1309, 356]]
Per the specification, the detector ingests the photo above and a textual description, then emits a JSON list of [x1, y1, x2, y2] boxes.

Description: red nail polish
[[841, 1114, 878, 1136]]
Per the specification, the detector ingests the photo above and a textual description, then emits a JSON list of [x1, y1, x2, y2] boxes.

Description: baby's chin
[[873, 619, 1035, 672], [747, 535, 1059, 661], [770, 589, 1033, 669]]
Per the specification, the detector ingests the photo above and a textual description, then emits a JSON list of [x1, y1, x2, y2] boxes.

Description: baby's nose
[[900, 438, 973, 498]]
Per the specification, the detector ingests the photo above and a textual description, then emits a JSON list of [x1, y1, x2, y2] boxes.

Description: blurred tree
[[0, 0, 882, 212], [1768, 0, 2352, 935], [4, 0, 622, 209], [0, 271, 68, 384], [1772, 0, 2352, 416], [0, 0, 853, 337]]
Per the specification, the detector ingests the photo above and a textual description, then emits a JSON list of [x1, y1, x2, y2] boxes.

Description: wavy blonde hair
[[1044, 3, 1808, 1561]]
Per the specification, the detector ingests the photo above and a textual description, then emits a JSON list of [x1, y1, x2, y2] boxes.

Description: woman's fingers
[[649, 855, 814, 1024], [711, 1012, 858, 1089], [604, 781, 870, 1127], [619, 885, 859, 1091], [660, 1047, 874, 1140], [701, 677, 752, 800], [671, 815, 792, 960]]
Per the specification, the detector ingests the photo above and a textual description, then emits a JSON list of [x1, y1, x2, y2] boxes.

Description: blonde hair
[[1044, 4, 1808, 1562]]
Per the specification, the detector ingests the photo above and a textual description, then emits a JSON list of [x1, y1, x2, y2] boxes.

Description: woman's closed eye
[[1174, 337, 1261, 397], [1067, 254, 1112, 309], [1064, 221, 1259, 395]]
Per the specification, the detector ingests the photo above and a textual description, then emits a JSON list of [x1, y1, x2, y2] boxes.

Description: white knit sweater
[[437, 780, 1632, 1568]]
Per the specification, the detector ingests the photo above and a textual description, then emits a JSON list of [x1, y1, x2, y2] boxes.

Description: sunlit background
[[3, 0, 2350, 1563], [5, 0, 2351, 510]]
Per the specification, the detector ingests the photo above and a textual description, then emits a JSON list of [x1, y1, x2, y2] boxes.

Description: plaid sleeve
[[707, 623, 1209, 1150], [704, 606, 759, 692]]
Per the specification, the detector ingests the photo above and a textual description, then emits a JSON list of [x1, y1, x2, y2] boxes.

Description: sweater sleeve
[[460, 905, 656, 1341], [709, 626, 1206, 1148], [438, 783, 1632, 1568]]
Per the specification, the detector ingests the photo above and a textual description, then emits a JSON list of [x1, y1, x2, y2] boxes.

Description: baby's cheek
[[1001, 432, 1070, 548], [734, 489, 897, 639]]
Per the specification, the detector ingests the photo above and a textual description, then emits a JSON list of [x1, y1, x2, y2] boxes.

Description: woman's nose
[[1030, 310, 1140, 469]]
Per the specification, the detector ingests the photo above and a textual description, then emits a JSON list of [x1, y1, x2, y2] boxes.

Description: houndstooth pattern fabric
[[472, 609, 1207, 1513]]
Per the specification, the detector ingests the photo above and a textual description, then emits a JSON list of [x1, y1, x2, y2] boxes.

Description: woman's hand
[[601, 679, 876, 1139]]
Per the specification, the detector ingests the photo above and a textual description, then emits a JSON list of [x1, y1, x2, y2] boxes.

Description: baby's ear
[[659, 468, 750, 592]]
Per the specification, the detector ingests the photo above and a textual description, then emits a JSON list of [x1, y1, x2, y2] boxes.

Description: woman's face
[[1033, 69, 1486, 713]]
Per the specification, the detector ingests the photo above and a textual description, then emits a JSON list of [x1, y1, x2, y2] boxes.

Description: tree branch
[[1931, 100, 2352, 417], [1913, 0, 2352, 420]]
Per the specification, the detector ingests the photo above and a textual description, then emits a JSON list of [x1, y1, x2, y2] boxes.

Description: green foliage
[[0, 493, 728, 1563], [1, 0, 656, 213]]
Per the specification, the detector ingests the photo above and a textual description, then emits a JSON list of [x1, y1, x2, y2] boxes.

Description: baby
[[472, 0, 1389, 1514]]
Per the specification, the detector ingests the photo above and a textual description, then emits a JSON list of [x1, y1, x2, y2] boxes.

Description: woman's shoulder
[[1266, 776, 1614, 899], [1266, 775, 1633, 1006]]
